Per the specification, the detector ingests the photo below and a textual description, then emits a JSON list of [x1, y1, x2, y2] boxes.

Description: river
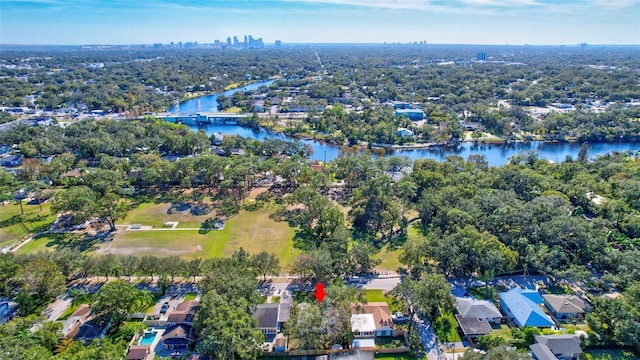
[[168, 81, 640, 167]]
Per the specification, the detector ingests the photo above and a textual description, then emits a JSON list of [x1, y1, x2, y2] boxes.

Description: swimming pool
[[138, 331, 158, 346]]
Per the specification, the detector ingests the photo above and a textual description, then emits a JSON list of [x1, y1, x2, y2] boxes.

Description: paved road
[[362, 274, 402, 292]]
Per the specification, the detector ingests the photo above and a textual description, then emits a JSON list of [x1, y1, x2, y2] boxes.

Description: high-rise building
[[226, 37, 232, 46], [233, 36, 239, 47], [476, 52, 487, 61], [275, 40, 282, 47]]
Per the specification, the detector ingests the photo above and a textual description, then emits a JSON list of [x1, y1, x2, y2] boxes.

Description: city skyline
[[1, 0, 639, 45]]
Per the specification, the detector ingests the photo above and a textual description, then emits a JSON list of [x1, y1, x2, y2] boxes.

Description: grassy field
[[374, 355, 417, 360], [365, 289, 391, 303], [0, 201, 56, 247], [104, 205, 298, 267], [582, 349, 639, 360], [375, 246, 403, 273], [119, 202, 209, 229], [374, 223, 424, 273]]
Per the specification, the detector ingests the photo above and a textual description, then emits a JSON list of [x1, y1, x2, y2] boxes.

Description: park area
[[0, 201, 56, 249], [15, 197, 301, 268], [7, 188, 405, 273]]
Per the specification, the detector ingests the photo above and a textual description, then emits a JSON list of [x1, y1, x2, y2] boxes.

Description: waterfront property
[[394, 109, 425, 121]]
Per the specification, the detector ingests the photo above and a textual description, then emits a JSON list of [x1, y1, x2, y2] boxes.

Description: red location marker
[[314, 283, 326, 302]]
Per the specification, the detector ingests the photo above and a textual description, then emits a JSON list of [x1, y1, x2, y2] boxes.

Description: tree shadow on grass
[[37, 231, 114, 253]]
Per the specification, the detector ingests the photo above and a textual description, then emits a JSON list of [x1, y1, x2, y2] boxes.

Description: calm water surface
[[170, 81, 640, 166]]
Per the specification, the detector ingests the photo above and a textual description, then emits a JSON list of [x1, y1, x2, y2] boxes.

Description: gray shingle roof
[[254, 303, 279, 329], [542, 295, 586, 314], [529, 343, 558, 360], [456, 297, 502, 319], [535, 335, 583, 358]]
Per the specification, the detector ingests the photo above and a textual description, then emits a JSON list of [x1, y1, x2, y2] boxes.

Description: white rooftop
[[350, 313, 376, 333]]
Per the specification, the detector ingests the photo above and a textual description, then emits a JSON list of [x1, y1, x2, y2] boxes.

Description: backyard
[[582, 349, 639, 360], [433, 310, 462, 343]]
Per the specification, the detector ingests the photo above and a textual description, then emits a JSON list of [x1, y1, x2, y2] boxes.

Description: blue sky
[[1, 0, 639, 45]]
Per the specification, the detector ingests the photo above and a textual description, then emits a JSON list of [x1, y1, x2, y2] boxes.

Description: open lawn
[[183, 293, 197, 301], [365, 289, 391, 303], [101, 206, 298, 267], [582, 349, 639, 360], [375, 246, 403, 273], [119, 202, 210, 229], [374, 355, 417, 360], [375, 223, 423, 272], [0, 201, 56, 247]]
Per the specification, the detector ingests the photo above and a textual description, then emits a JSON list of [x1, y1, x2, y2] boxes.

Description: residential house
[[254, 303, 278, 335], [161, 324, 193, 350], [61, 304, 103, 342], [125, 345, 151, 360], [529, 334, 583, 360], [499, 288, 554, 328], [391, 101, 412, 109], [454, 297, 502, 339], [0, 144, 11, 155], [211, 132, 224, 146], [460, 121, 481, 131], [542, 295, 587, 320], [166, 300, 199, 324], [350, 314, 376, 338], [455, 297, 502, 323], [394, 109, 425, 121], [1, 154, 22, 167], [396, 128, 414, 137], [357, 302, 394, 337], [350, 302, 394, 348], [253, 302, 291, 336], [0, 301, 18, 325]]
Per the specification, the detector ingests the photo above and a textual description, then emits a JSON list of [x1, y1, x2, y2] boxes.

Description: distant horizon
[[2, 0, 638, 46], [2, 42, 639, 47]]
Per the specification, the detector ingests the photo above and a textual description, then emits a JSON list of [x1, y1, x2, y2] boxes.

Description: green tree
[[285, 302, 329, 350], [251, 251, 280, 281], [92, 280, 153, 330], [194, 291, 264, 360], [19, 258, 66, 302]]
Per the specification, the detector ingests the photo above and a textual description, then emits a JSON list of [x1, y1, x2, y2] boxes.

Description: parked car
[[471, 280, 486, 287], [160, 302, 170, 314]]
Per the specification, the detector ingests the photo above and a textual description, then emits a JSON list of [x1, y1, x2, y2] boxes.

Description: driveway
[[44, 295, 72, 321], [415, 317, 440, 360]]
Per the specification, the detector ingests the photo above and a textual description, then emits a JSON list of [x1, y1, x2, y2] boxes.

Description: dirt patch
[[247, 187, 268, 200]]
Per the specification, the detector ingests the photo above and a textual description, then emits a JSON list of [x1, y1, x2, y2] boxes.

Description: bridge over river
[[156, 112, 252, 125]]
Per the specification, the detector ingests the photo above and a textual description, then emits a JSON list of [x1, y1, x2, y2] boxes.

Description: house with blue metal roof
[[520, 288, 544, 304], [499, 288, 554, 328], [394, 109, 425, 121]]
